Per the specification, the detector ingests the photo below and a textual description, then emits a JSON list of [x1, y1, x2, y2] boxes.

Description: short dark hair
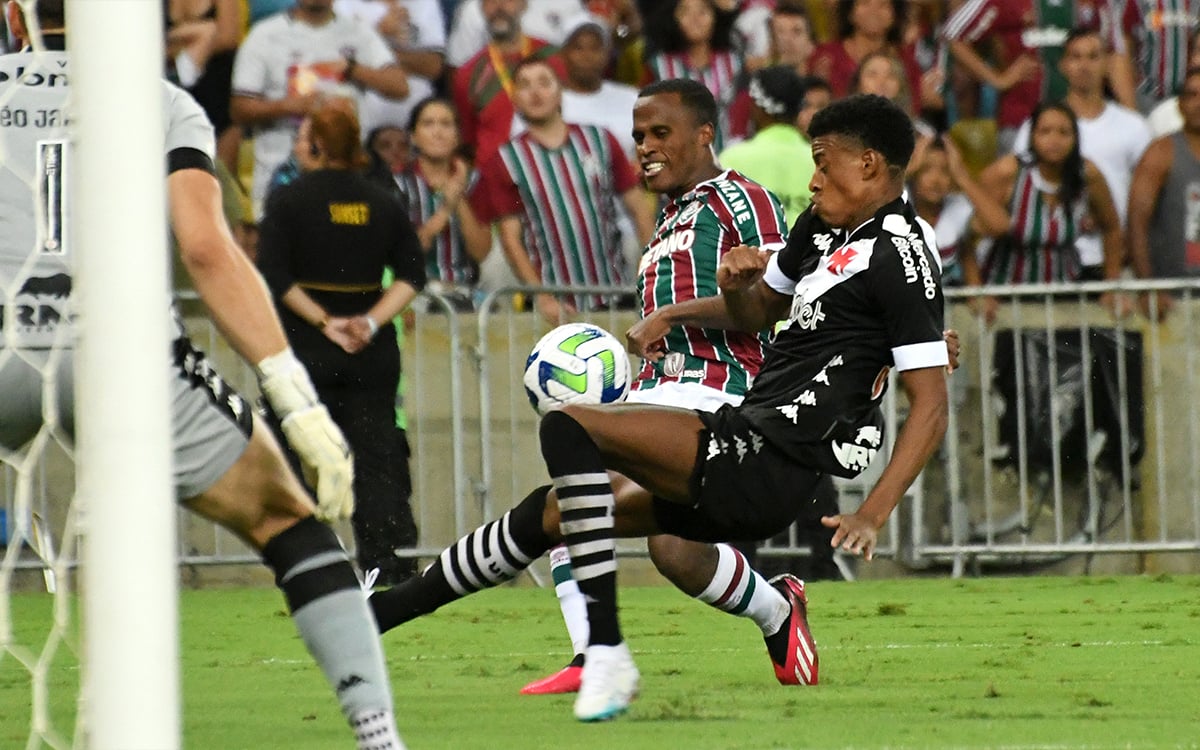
[[511, 55, 561, 84], [772, 3, 809, 21], [637, 78, 718, 129], [798, 75, 832, 96], [807, 94, 915, 171], [1063, 25, 1104, 52], [836, 0, 906, 45]]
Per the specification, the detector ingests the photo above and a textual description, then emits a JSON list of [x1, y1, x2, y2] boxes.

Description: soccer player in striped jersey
[[468, 56, 655, 322], [519, 76, 818, 697], [370, 93, 952, 724], [369, 80, 824, 715], [0, 2, 403, 746]]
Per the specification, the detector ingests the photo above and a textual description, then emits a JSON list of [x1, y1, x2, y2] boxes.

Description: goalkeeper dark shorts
[[170, 336, 253, 498], [651, 405, 826, 543]]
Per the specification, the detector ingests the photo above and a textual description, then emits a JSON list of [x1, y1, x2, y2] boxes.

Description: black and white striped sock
[[369, 486, 553, 633], [540, 411, 621, 646]]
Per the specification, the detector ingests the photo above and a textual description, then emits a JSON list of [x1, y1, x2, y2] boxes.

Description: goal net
[[1, 1, 180, 747]]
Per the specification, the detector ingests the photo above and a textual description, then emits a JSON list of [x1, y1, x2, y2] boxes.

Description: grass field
[[3, 575, 1200, 749]]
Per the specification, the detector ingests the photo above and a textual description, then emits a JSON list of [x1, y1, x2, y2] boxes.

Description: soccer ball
[[523, 323, 632, 415]]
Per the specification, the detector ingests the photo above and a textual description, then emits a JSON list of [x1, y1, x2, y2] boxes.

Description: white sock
[[696, 543, 790, 636], [550, 544, 590, 657], [352, 709, 405, 750]]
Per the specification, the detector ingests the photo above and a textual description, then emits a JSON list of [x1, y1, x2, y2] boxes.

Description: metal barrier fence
[[5, 280, 1200, 580]]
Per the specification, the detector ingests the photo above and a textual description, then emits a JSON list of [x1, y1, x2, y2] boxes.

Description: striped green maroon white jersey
[[634, 170, 787, 396], [981, 157, 1085, 283], [1120, 0, 1200, 100], [469, 123, 639, 310], [394, 165, 479, 286]]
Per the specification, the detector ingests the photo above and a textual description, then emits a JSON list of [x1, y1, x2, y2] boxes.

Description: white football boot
[[573, 642, 640, 721]]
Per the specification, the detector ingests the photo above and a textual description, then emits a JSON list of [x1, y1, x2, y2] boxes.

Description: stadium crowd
[[3, 0, 1185, 312]]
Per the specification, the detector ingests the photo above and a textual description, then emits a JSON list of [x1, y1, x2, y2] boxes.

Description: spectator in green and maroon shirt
[[451, 0, 566, 165]]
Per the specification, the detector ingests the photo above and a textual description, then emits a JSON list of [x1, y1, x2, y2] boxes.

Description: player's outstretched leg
[[188, 422, 404, 749], [539, 411, 638, 722], [520, 544, 588, 695], [649, 536, 818, 685], [369, 485, 555, 632]]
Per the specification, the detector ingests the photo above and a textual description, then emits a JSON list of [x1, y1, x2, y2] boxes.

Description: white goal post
[[67, 1, 180, 748]]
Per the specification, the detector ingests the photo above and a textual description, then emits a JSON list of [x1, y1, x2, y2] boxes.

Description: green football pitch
[[3, 575, 1199, 749]]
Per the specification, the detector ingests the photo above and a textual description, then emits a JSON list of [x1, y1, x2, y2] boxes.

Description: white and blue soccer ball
[[523, 323, 632, 415]]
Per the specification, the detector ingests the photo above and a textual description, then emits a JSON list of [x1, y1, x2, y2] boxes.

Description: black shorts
[[652, 405, 826, 543]]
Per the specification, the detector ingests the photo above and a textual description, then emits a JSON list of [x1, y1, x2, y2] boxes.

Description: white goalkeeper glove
[[256, 349, 355, 522]]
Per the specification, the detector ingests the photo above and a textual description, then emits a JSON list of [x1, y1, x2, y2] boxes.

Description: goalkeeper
[[0, 2, 404, 747]]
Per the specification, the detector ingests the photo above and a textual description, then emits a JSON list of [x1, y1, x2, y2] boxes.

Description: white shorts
[[625, 381, 743, 413]]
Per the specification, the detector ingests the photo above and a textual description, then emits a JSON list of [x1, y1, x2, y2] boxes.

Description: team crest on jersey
[[826, 246, 857, 275], [678, 200, 702, 224], [662, 351, 685, 377]]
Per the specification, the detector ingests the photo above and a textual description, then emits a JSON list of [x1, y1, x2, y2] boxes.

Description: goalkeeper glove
[[256, 349, 355, 522]]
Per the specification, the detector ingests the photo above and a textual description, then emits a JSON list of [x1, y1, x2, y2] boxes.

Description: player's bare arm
[[169, 167, 354, 521], [169, 168, 290, 362], [821, 365, 949, 559], [626, 244, 790, 357]]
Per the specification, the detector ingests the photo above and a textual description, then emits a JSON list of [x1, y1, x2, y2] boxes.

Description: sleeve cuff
[[762, 252, 795, 295], [892, 340, 949, 371]]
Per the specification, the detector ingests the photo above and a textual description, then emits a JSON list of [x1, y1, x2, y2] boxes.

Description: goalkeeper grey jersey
[[0, 43, 215, 349]]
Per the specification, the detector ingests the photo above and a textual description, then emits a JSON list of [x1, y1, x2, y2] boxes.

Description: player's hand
[[626, 309, 672, 361], [943, 328, 960, 374], [717, 244, 769, 292], [821, 512, 881, 561], [256, 350, 355, 521]]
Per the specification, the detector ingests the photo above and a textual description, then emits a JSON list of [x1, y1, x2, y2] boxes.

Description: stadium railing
[[6, 280, 1200, 582]]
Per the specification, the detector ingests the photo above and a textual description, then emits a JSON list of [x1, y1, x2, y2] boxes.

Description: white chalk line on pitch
[[259, 638, 1172, 666]]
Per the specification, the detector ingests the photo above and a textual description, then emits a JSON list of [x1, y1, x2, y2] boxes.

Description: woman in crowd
[[257, 102, 427, 586], [962, 102, 1124, 324], [394, 97, 492, 309], [642, 0, 747, 150], [850, 49, 934, 170], [808, 0, 923, 113], [908, 137, 1007, 288]]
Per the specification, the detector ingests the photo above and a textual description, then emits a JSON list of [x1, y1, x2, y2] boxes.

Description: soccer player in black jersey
[[535, 93, 950, 719], [376, 93, 950, 724]]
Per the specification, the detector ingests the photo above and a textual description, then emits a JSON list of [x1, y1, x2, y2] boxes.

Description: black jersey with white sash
[[737, 197, 947, 476]]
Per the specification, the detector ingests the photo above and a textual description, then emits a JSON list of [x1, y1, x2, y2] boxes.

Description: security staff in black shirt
[[258, 101, 426, 586]]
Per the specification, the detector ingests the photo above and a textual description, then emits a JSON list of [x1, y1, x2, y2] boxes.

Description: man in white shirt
[[1012, 27, 1152, 278], [334, 0, 447, 134], [231, 0, 409, 217], [446, 0, 582, 67], [557, 14, 638, 158]]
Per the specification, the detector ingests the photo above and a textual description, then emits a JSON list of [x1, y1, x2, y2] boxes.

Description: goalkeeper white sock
[[352, 709, 405, 750], [262, 518, 400, 743]]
